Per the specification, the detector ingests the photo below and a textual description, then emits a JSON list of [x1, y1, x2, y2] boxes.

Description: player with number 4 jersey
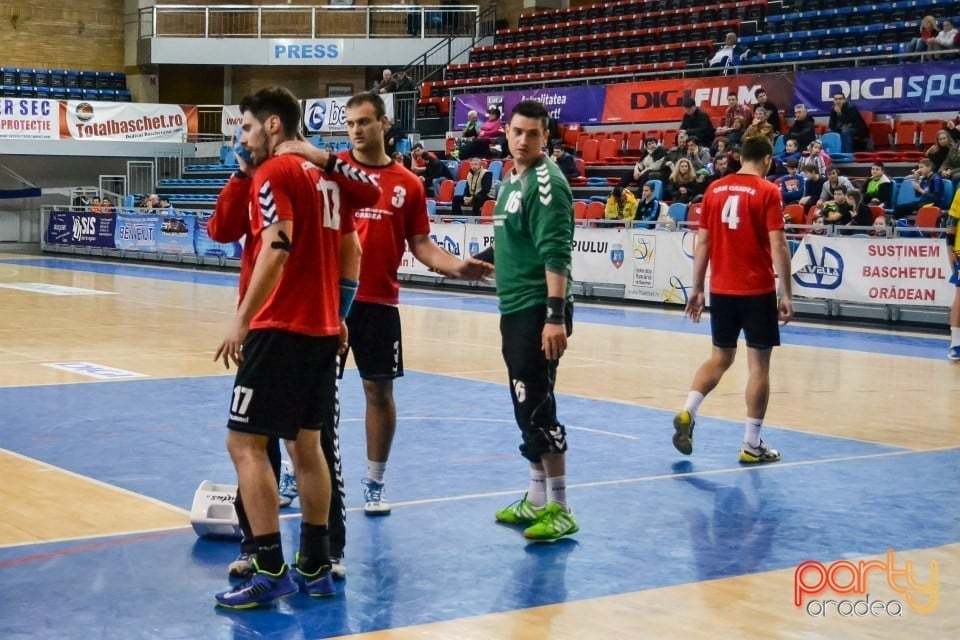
[[671, 135, 794, 466]]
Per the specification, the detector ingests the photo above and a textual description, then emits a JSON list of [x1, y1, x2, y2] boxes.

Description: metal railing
[[138, 3, 482, 39]]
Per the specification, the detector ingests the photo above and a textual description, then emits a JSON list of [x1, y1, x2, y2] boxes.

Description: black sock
[[298, 523, 330, 574], [252, 532, 284, 574]]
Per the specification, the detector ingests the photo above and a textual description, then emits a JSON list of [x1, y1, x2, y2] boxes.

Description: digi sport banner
[[602, 73, 795, 125]]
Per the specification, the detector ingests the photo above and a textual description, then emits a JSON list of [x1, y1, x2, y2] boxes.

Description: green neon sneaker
[[738, 439, 781, 464], [672, 410, 695, 455], [523, 502, 579, 541], [495, 493, 546, 525]]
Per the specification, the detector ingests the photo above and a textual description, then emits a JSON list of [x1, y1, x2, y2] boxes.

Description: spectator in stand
[[754, 88, 781, 134], [929, 18, 958, 58], [551, 143, 580, 181], [391, 151, 411, 170], [906, 15, 938, 53], [461, 110, 480, 140], [818, 167, 855, 208], [667, 158, 705, 204], [665, 130, 689, 173], [100, 197, 115, 214], [679, 97, 715, 149], [872, 213, 896, 237], [708, 32, 749, 68], [372, 68, 394, 94], [938, 136, 960, 187], [725, 115, 748, 148], [461, 107, 505, 159], [926, 129, 957, 172], [707, 153, 734, 187], [392, 70, 416, 92], [727, 144, 742, 172], [452, 157, 493, 217], [828, 92, 870, 153], [842, 188, 873, 233], [411, 144, 450, 196], [895, 158, 945, 218], [90, 197, 102, 213], [621, 137, 667, 191], [786, 104, 816, 151], [604, 186, 638, 223], [744, 107, 775, 145], [772, 138, 803, 177], [946, 112, 960, 143], [798, 163, 825, 214], [139, 194, 159, 211], [634, 182, 661, 227], [779, 160, 805, 204], [802, 139, 830, 177], [822, 188, 851, 228], [384, 118, 403, 157], [684, 137, 712, 172], [715, 94, 753, 140], [864, 162, 894, 209], [711, 136, 731, 160]]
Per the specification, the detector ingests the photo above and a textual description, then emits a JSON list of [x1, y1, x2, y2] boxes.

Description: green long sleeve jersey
[[492, 155, 574, 315]]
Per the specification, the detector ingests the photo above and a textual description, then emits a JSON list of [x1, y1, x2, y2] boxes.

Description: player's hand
[[454, 257, 494, 282], [685, 291, 705, 323], [275, 139, 327, 167], [779, 295, 794, 325], [214, 316, 250, 369], [542, 323, 567, 360], [338, 319, 349, 355], [948, 249, 958, 270]]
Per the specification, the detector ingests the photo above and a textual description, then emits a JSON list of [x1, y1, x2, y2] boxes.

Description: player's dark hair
[[238, 86, 302, 139], [346, 92, 387, 120], [739, 135, 773, 162], [510, 100, 549, 131]]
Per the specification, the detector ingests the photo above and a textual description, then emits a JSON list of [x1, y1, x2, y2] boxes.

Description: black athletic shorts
[[343, 301, 403, 380], [227, 329, 339, 440], [709, 291, 780, 350]]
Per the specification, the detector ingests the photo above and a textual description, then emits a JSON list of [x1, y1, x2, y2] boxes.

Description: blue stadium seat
[[646, 179, 664, 201], [667, 202, 688, 223], [396, 138, 412, 155]]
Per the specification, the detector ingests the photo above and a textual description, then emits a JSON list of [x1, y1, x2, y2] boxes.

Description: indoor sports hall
[[0, 251, 956, 639]]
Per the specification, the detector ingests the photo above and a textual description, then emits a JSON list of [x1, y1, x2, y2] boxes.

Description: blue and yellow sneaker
[[672, 410, 695, 455], [495, 493, 546, 525], [523, 502, 579, 541], [293, 552, 336, 598], [215, 559, 297, 609]]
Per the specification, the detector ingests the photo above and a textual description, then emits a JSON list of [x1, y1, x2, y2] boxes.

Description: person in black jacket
[[679, 97, 715, 149], [786, 104, 816, 151], [828, 93, 870, 153], [550, 143, 580, 181]]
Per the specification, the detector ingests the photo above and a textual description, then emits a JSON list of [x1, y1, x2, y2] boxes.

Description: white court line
[[3, 444, 955, 550]]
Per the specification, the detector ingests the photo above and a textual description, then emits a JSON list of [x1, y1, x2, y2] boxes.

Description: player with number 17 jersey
[[338, 151, 430, 306], [699, 173, 784, 296]]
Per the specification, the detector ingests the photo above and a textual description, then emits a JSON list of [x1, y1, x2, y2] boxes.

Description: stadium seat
[[584, 201, 605, 220], [918, 120, 944, 147], [435, 180, 456, 205], [667, 202, 688, 223], [783, 204, 806, 225], [686, 202, 702, 230], [913, 206, 941, 236], [581, 138, 600, 164], [894, 121, 918, 149], [646, 179, 664, 201], [573, 201, 587, 219], [481, 199, 496, 219]]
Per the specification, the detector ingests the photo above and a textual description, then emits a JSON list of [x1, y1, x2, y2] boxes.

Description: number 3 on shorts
[[721, 195, 740, 229]]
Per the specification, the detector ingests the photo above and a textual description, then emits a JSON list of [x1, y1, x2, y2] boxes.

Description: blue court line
[[0, 371, 956, 638], [0, 256, 952, 359]]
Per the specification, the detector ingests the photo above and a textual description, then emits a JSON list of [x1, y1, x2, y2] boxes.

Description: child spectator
[[864, 162, 894, 209], [779, 160, 805, 204], [772, 138, 803, 176], [843, 189, 873, 233], [634, 183, 661, 226], [799, 163, 824, 214]]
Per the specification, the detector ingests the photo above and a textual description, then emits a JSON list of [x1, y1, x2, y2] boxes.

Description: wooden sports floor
[[0, 250, 957, 639]]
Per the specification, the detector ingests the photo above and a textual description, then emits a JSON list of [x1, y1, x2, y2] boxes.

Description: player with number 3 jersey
[[671, 135, 794, 466]]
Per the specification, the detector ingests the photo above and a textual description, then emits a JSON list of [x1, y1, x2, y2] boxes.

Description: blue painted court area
[[1, 255, 951, 359], [0, 372, 957, 639]]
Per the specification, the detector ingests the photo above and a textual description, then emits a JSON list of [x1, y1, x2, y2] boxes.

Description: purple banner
[[794, 62, 960, 116], [453, 85, 606, 128], [45, 210, 116, 248]]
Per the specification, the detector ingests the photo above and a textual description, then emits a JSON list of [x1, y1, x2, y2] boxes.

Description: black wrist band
[[325, 155, 338, 174], [545, 297, 566, 325], [233, 170, 248, 179]]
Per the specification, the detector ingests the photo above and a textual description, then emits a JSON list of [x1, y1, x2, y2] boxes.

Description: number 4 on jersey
[[720, 195, 740, 229]]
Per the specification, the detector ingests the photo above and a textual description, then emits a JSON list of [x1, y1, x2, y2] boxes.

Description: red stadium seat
[[584, 201, 605, 220], [894, 121, 918, 149], [918, 120, 944, 147], [581, 138, 600, 163]]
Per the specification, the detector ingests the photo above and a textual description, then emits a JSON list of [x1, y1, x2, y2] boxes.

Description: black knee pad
[[519, 423, 568, 462]]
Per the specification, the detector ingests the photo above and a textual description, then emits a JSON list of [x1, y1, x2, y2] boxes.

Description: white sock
[[743, 418, 763, 448], [366, 460, 386, 483], [951, 327, 960, 347], [527, 467, 546, 507], [546, 475, 568, 509], [684, 391, 705, 419]]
